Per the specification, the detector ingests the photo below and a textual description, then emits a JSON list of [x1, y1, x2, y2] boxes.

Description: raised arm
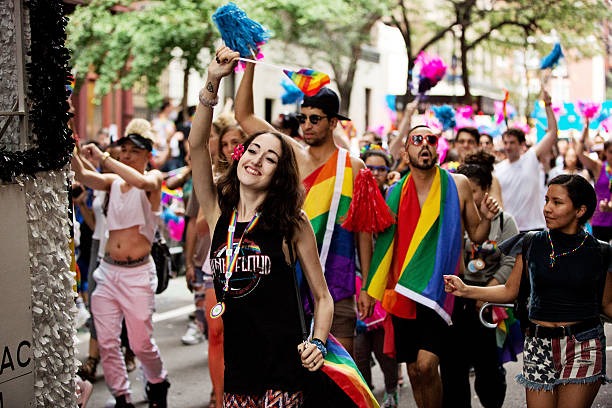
[[71, 151, 116, 191], [189, 47, 239, 231], [576, 117, 601, 176], [535, 89, 559, 162], [82, 143, 162, 192], [234, 62, 276, 135], [390, 99, 418, 160]]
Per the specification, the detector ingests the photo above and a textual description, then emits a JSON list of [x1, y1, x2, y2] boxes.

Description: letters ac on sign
[[0, 341, 31, 375]]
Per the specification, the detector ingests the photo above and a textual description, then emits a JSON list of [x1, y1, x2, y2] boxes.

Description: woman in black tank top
[[189, 47, 334, 407]]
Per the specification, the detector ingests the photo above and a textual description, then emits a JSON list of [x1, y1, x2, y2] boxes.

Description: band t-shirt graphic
[[209, 238, 271, 297], [210, 213, 304, 394]]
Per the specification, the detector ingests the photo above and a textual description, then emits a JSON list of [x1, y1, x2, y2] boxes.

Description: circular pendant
[[467, 259, 485, 273], [210, 302, 225, 319]]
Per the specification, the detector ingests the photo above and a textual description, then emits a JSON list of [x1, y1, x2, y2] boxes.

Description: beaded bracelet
[[309, 338, 327, 358], [199, 88, 218, 107]]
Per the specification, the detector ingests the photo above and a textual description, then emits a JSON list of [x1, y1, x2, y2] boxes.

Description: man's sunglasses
[[296, 114, 328, 125], [410, 134, 439, 146], [367, 165, 389, 173]]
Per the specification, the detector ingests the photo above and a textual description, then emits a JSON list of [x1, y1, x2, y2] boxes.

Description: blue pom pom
[[212, 2, 271, 58], [432, 105, 456, 131], [280, 79, 303, 105], [540, 43, 564, 70]]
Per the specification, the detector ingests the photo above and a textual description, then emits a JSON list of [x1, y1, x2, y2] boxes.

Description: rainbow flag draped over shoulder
[[322, 334, 380, 408], [301, 149, 355, 302], [365, 167, 461, 324]]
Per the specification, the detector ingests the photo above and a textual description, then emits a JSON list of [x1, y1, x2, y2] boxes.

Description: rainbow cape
[[283, 69, 330, 97], [365, 167, 461, 324], [301, 149, 355, 302], [322, 334, 380, 408]]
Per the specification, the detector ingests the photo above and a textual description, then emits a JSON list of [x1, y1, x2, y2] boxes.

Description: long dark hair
[[216, 130, 304, 241]]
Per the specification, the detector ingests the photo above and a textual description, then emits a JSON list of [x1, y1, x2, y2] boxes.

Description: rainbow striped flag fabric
[[365, 167, 462, 324], [321, 334, 380, 408], [301, 149, 355, 303], [283, 69, 330, 97], [493, 307, 524, 363]]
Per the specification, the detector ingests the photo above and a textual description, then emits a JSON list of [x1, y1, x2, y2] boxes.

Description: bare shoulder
[[349, 155, 366, 171], [451, 173, 470, 199]]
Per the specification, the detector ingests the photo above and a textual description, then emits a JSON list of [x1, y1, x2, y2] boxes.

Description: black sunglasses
[[296, 114, 328, 125]]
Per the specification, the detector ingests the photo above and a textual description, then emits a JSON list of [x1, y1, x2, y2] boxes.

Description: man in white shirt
[[494, 90, 558, 232]]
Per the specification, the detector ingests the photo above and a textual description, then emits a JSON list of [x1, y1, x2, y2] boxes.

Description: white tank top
[[106, 178, 160, 243]]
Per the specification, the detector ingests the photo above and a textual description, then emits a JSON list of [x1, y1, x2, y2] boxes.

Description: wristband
[[309, 338, 327, 358]]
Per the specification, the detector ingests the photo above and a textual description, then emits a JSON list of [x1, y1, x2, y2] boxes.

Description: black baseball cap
[[301, 87, 350, 121], [117, 133, 153, 151]]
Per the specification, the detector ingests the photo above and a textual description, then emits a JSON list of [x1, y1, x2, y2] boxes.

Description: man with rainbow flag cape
[[236, 63, 375, 357], [363, 125, 500, 408]]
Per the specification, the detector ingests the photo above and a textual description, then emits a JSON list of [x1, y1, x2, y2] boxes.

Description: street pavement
[[77, 277, 612, 407]]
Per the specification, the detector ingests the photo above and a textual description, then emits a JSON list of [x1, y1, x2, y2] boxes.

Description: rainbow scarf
[[322, 334, 380, 408], [301, 149, 355, 302], [365, 167, 461, 324]]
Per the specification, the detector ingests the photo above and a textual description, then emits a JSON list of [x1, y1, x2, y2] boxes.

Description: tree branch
[[414, 22, 458, 57], [465, 19, 536, 51]]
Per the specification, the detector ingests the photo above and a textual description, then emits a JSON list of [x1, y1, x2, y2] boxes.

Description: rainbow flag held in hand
[[283, 69, 330, 96], [321, 334, 380, 408], [365, 167, 462, 324]]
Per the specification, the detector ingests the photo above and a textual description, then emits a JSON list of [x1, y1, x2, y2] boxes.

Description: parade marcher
[[479, 133, 495, 153], [363, 125, 500, 408], [71, 118, 170, 408], [441, 150, 520, 408], [235, 58, 374, 356], [189, 46, 334, 408], [361, 144, 393, 197], [445, 174, 612, 408], [576, 118, 612, 242], [455, 127, 479, 160], [495, 89, 558, 232]]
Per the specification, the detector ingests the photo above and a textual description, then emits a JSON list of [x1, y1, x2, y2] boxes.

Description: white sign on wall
[[0, 184, 34, 407]]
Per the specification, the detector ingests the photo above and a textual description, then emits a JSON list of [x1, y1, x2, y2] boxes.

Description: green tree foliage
[[244, 0, 393, 114], [67, 0, 220, 108], [389, 0, 611, 101]]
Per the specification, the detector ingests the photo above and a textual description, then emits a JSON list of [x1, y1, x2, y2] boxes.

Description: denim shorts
[[517, 324, 608, 390]]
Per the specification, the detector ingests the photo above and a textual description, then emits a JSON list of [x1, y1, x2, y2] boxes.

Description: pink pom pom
[[578, 101, 600, 120], [456, 106, 473, 119], [416, 51, 447, 93], [168, 218, 185, 241], [437, 136, 449, 164]]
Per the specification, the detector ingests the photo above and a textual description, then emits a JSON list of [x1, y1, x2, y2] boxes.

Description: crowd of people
[[68, 46, 612, 408]]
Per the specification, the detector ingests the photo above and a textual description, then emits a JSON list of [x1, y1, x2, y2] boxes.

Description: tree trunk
[[459, 30, 472, 104], [404, 57, 415, 98], [181, 65, 189, 119]]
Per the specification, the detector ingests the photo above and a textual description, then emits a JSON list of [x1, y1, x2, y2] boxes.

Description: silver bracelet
[[199, 88, 218, 107]]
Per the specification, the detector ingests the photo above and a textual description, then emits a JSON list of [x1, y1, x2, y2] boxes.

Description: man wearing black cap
[[235, 62, 374, 356]]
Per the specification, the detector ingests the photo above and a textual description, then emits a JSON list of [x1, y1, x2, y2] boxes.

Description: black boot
[[114, 394, 135, 408], [146, 379, 170, 408]]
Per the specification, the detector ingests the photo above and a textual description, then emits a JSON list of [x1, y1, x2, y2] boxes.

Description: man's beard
[[408, 150, 437, 170], [303, 134, 326, 147]]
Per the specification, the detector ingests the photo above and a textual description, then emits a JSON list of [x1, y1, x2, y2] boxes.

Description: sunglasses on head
[[296, 114, 328, 125], [410, 134, 439, 146], [367, 164, 389, 173]]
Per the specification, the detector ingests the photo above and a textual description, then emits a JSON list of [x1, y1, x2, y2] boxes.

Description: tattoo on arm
[[206, 82, 214, 93]]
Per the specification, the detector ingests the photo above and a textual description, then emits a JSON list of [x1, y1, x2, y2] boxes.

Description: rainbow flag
[[161, 184, 183, 204], [301, 149, 355, 303], [283, 69, 330, 97], [493, 307, 524, 364], [365, 167, 462, 324], [322, 334, 380, 408]]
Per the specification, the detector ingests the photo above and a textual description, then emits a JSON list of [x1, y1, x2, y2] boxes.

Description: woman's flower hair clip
[[231, 144, 245, 161]]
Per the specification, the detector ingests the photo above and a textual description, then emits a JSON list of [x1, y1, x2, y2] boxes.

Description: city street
[[77, 277, 612, 408]]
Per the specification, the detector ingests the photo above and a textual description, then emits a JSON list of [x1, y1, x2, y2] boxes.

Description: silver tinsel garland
[[19, 167, 78, 407]]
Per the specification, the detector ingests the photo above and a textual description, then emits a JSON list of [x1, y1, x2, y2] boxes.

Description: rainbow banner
[[365, 167, 462, 324], [322, 334, 380, 408], [283, 69, 330, 97], [161, 184, 183, 204], [301, 149, 355, 303]]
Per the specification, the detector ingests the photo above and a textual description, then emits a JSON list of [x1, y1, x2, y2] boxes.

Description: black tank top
[[210, 212, 304, 394]]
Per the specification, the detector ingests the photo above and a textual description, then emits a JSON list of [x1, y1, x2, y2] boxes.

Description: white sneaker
[[181, 322, 204, 345], [75, 298, 90, 329]]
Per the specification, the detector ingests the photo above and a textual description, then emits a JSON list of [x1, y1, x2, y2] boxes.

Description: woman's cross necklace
[[547, 230, 588, 268]]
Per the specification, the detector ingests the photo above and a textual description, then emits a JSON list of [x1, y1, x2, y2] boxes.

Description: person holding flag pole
[[189, 46, 334, 407]]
